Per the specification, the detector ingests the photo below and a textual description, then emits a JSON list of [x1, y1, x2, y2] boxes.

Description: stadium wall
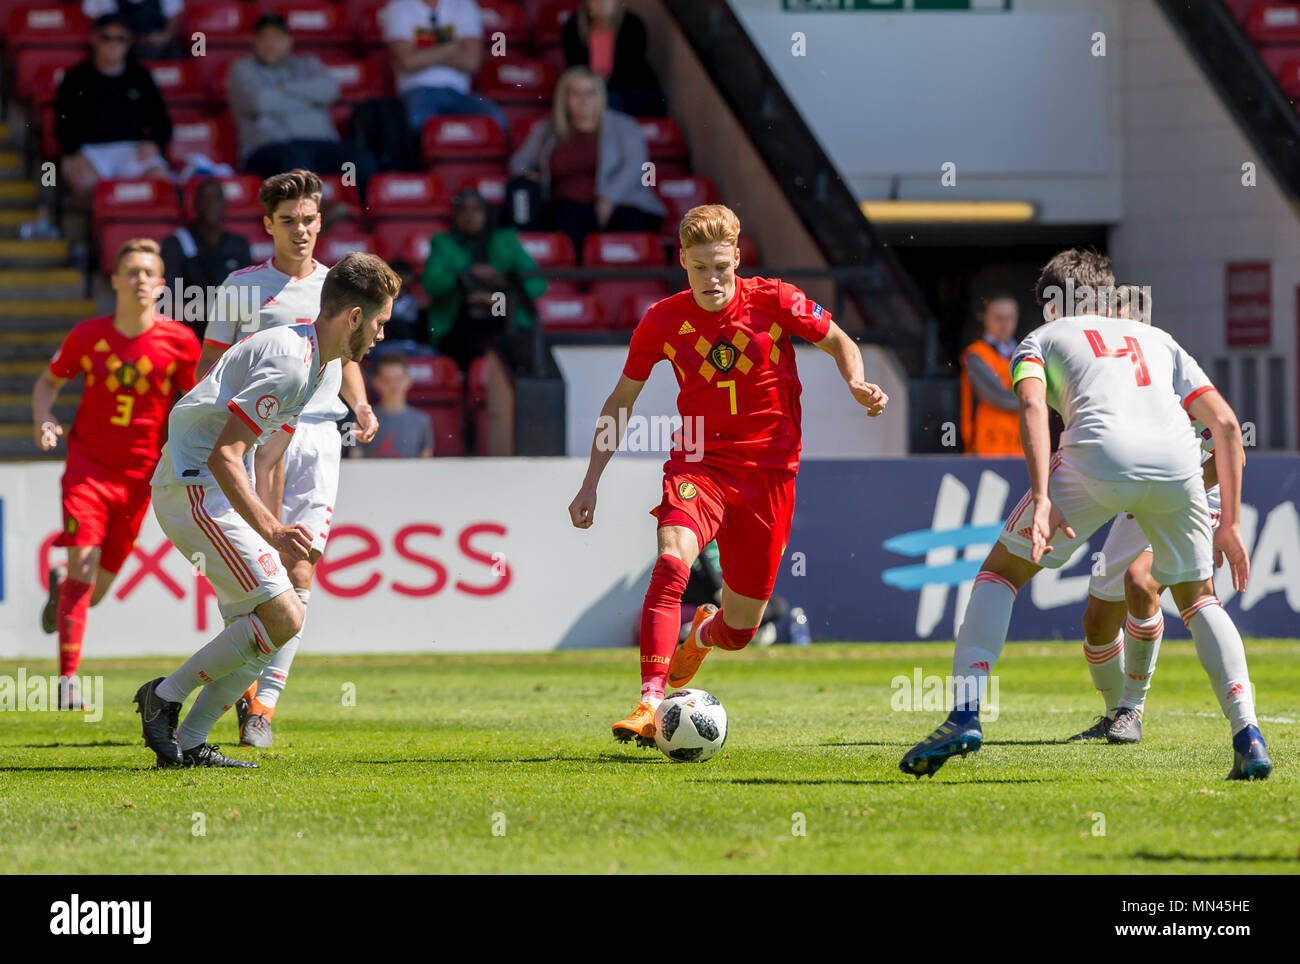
[[4, 454, 1297, 656]]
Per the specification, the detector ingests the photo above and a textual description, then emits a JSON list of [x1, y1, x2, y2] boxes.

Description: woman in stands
[[561, 0, 666, 117], [507, 67, 664, 255]]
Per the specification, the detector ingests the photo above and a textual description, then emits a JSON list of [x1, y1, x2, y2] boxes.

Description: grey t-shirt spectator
[[226, 53, 341, 164], [361, 408, 434, 458]]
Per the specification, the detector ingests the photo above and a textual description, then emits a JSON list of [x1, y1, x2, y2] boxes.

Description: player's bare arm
[[31, 369, 67, 450], [207, 414, 313, 561], [253, 426, 294, 524], [1188, 389, 1249, 592], [195, 340, 226, 382], [340, 359, 378, 443], [569, 375, 646, 529], [1017, 377, 1074, 563], [813, 321, 888, 416]]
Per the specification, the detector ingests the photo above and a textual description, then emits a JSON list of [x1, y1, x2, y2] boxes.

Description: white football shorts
[[152, 481, 294, 620], [280, 418, 341, 556], [1088, 485, 1222, 601], [998, 457, 1215, 588]]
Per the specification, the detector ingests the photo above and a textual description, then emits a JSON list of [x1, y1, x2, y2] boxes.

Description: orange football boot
[[667, 604, 717, 689], [612, 701, 658, 747]]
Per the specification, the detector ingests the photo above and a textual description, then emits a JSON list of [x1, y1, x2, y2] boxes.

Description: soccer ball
[[654, 689, 728, 763]]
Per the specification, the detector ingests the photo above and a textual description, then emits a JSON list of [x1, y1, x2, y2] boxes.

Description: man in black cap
[[226, 14, 361, 181]]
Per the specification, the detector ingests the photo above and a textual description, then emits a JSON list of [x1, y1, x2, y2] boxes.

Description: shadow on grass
[[0, 765, 152, 772], [344, 754, 662, 766], [8, 740, 138, 749], [822, 740, 1072, 748], [1080, 851, 1300, 865], [713, 776, 1049, 786]]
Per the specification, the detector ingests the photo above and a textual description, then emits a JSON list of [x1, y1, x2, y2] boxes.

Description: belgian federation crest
[[677, 481, 698, 500], [709, 340, 738, 373], [117, 362, 139, 387]]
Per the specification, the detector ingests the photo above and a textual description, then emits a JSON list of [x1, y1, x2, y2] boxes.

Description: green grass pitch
[[2, 641, 1298, 874]]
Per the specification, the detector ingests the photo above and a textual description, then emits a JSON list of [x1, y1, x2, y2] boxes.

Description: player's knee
[[710, 618, 757, 652], [1123, 569, 1161, 611], [256, 592, 305, 648], [1080, 597, 1121, 644]]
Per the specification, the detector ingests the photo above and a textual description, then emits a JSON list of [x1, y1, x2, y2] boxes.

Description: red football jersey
[[48, 315, 201, 481], [623, 276, 832, 473]]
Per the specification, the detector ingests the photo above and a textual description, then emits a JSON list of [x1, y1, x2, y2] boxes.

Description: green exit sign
[[782, 1, 1011, 10]]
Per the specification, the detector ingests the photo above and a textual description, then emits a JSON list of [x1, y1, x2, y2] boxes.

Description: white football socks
[[156, 613, 274, 704], [1083, 629, 1125, 716], [1182, 598, 1256, 734], [177, 649, 271, 751], [951, 573, 1017, 714], [1119, 610, 1163, 711], [254, 589, 309, 710]]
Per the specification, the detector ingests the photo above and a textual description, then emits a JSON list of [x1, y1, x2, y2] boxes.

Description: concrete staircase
[[0, 119, 101, 460]]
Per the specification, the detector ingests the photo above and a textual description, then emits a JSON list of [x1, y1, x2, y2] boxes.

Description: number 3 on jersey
[[109, 393, 134, 426], [1085, 330, 1150, 387]]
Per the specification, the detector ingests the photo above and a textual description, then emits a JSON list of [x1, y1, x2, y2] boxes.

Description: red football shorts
[[652, 462, 797, 600], [56, 465, 153, 574]]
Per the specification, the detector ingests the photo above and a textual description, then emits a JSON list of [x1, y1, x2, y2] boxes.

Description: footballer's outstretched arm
[[1188, 389, 1249, 591], [568, 375, 646, 528], [207, 414, 313, 560], [814, 322, 888, 416], [31, 369, 67, 450]]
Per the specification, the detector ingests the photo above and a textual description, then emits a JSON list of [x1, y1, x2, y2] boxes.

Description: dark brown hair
[[320, 252, 402, 320], [114, 237, 163, 272], [259, 168, 323, 218], [1034, 248, 1115, 307]]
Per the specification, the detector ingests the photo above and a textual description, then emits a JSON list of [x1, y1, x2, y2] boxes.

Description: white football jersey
[[204, 258, 344, 421], [153, 324, 328, 487], [1011, 314, 1214, 482]]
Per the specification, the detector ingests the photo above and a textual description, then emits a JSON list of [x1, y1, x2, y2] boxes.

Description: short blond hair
[[114, 237, 163, 272], [679, 204, 740, 249]]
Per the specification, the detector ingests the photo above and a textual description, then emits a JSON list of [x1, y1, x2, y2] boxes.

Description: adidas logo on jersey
[[677, 320, 695, 334], [262, 295, 278, 308]]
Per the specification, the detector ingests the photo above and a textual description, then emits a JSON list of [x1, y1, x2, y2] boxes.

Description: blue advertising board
[[776, 456, 1300, 642]]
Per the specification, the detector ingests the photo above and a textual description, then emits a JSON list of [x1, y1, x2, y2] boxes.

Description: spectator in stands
[[959, 294, 1022, 456], [159, 178, 253, 341], [349, 353, 434, 458], [421, 188, 546, 373], [56, 15, 172, 206], [82, 0, 185, 59], [507, 67, 664, 254], [380, 0, 508, 136], [228, 14, 360, 182], [562, 0, 665, 117]]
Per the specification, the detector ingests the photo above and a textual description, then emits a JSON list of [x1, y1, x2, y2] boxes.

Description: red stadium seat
[[365, 172, 451, 220], [7, 5, 89, 47], [478, 1, 530, 48], [316, 228, 376, 263], [510, 110, 549, 150], [274, 1, 350, 50], [167, 114, 237, 169], [637, 117, 688, 175], [353, 0, 385, 46], [476, 57, 555, 106], [1246, 2, 1300, 42], [518, 230, 577, 295], [225, 220, 274, 264], [183, 174, 264, 220], [16, 48, 83, 103], [583, 232, 666, 323], [420, 115, 507, 187], [457, 171, 507, 207], [320, 174, 363, 221], [371, 221, 437, 272], [424, 403, 466, 456], [198, 47, 248, 104], [406, 354, 463, 398], [91, 179, 181, 228], [318, 56, 384, 103], [184, 0, 256, 47], [533, 1, 576, 48], [654, 175, 718, 238], [143, 60, 206, 108], [618, 289, 668, 328], [98, 220, 179, 275], [535, 292, 607, 331], [738, 236, 762, 268]]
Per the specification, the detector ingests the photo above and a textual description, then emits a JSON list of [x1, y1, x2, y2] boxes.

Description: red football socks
[[702, 614, 757, 652], [639, 553, 690, 701], [57, 577, 93, 677]]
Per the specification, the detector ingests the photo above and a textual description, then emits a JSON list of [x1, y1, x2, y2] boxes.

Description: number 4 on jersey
[[1085, 330, 1150, 386]]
